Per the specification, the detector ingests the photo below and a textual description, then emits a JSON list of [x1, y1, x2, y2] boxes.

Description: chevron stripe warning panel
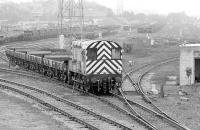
[[86, 60, 122, 75], [87, 41, 121, 60]]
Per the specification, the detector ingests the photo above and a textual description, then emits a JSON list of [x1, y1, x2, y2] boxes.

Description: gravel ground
[[0, 90, 72, 130], [123, 44, 179, 72], [0, 68, 146, 130], [141, 60, 200, 130], [0, 38, 147, 130], [4, 38, 58, 49], [1, 34, 190, 130]]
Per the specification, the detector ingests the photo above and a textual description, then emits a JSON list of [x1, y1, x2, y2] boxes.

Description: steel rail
[[122, 57, 178, 82], [0, 67, 47, 79], [122, 58, 191, 130], [0, 55, 184, 129], [136, 60, 190, 130], [0, 67, 160, 129], [0, 78, 133, 130], [112, 91, 190, 130], [66, 83, 158, 130], [117, 88, 158, 130], [0, 84, 100, 130]]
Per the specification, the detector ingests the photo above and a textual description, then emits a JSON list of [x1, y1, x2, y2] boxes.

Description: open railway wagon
[[5, 40, 123, 94]]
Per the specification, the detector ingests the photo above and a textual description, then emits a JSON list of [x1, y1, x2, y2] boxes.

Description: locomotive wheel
[[90, 87, 95, 94], [102, 83, 108, 94], [39, 67, 43, 74], [84, 84, 90, 92], [87, 83, 94, 93], [92, 84, 98, 94]]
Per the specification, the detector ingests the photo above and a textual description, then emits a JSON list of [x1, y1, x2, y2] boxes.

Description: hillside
[[0, 0, 114, 23]]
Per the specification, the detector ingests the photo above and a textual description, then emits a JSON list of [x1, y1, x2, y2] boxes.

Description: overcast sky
[[2, 0, 200, 17]]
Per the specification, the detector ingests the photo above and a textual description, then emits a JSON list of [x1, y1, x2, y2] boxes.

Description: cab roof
[[72, 40, 121, 49]]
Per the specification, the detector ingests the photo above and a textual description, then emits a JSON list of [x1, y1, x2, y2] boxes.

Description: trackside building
[[180, 43, 200, 85]]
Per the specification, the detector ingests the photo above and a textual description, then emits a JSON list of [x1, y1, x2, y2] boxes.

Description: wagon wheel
[[48, 69, 53, 78], [47, 69, 51, 77], [84, 83, 90, 92], [12, 60, 16, 66], [102, 82, 107, 94], [49, 70, 53, 78], [39, 66, 43, 74], [42, 68, 46, 76]]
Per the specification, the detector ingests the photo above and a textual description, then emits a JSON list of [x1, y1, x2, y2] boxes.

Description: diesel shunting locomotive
[[5, 40, 122, 94]]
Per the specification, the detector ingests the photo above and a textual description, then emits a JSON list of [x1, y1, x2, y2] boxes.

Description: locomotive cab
[[85, 40, 123, 94]]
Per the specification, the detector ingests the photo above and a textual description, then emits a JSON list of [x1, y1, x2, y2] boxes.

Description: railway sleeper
[[0, 84, 100, 130]]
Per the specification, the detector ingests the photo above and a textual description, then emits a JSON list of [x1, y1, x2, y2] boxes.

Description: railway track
[[102, 93, 158, 130], [0, 67, 47, 79], [120, 57, 191, 130], [0, 47, 162, 130], [0, 78, 134, 130], [113, 89, 181, 130], [0, 66, 149, 129], [0, 65, 163, 129], [0, 43, 189, 129]]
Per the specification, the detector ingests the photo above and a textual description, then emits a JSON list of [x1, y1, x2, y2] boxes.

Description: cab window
[[87, 48, 97, 60], [112, 49, 121, 59]]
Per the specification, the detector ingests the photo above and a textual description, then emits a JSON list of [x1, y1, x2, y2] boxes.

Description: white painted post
[[59, 34, 65, 49], [99, 32, 102, 39]]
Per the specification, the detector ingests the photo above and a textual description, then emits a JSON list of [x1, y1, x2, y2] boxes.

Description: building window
[[87, 48, 97, 60], [112, 49, 121, 59]]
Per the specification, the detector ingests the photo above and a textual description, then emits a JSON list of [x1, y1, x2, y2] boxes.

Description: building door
[[195, 58, 200, 82]]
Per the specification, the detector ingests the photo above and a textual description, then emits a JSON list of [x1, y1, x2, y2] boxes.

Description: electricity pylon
[[58, 0, 84, 40], [117, 0, 123, 16]]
